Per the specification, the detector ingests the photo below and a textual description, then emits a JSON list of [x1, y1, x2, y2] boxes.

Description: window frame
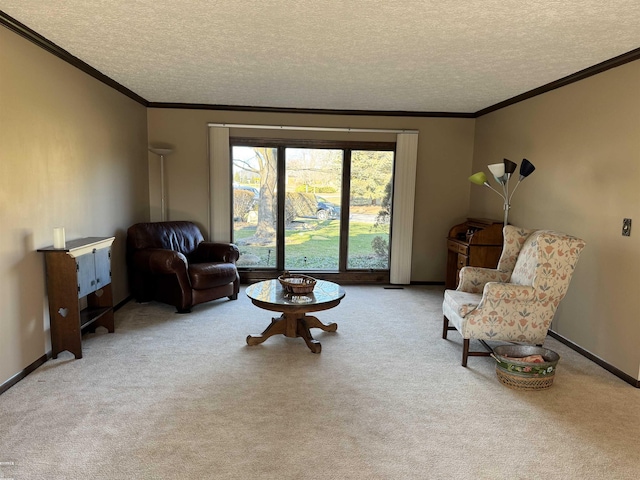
[[230, 137, 396, 284]]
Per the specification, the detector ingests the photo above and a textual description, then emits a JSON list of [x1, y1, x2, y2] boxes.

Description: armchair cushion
[[443, 290, 482, 318], [128, 221, 204, 254], [189, 262, 239, 290]]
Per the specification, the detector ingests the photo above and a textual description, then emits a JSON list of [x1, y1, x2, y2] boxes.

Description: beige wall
[[472, 60, 640, 380], [0, 28, 149, 385], [147, 109, 475, 282]]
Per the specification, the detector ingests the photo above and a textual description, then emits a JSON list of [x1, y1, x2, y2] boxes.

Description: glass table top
[[246, 279, 345, 306]]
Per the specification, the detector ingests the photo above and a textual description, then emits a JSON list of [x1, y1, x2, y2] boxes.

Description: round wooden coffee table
[[245, 279, 345, 353]]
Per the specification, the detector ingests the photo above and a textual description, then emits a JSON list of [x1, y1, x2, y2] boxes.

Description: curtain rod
[[207, 123, 418, 134]]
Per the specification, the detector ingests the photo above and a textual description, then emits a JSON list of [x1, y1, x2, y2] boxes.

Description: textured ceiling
[[2, 1, 640, 113]]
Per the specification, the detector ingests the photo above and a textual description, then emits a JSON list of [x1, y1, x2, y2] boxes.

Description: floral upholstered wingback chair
[[442, 225, 586, 366]]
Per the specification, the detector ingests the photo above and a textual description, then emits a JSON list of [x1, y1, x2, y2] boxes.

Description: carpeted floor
[[1, 285, 639, 479]]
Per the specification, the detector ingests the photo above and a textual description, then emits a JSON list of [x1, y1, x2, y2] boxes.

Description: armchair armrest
[[132, 248, 188, 275], [192, 242, 240, 264], [148, 249, 189, 275], [482, 282, 536, 302], [458, 267, 511, 293], [468, 282, 537, 318]]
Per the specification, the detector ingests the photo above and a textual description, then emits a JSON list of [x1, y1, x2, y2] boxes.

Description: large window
[[231, 139, 395, 278]]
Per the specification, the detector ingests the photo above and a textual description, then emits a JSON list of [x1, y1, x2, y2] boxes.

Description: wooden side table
[[38, 237, 115, 359]]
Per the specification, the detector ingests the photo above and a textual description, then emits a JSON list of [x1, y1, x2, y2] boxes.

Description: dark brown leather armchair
[[126, 221, 240, 313]]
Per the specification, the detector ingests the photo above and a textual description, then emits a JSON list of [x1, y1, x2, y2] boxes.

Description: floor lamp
[[149, 147, 173, 221], [469, 158, 536, 226]]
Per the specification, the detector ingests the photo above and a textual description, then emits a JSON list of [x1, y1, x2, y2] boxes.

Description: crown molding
[[475, 47, 640, 117], [147, 102, 476, 118]]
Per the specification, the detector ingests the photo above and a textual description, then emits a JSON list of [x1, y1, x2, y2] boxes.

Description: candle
[[53, 227, 66, 249]]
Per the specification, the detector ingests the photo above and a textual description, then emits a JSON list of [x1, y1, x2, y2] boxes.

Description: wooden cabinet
[[446, 219, 503, 289], [38, 237, 115, 359]]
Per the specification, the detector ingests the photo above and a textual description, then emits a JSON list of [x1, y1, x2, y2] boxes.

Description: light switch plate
[[622, 218, 631, 236]]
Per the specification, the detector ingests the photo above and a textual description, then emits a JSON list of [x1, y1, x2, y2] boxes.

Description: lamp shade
[[469, 172, 488, 185], [488, 163, 505, 179], [519, 158, 536, 178], [149, 147, 173, 156], [503, 158, 517, 175]]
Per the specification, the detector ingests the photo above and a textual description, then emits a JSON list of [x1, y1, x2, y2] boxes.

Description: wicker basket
[[278, 272, 317, 294], [492, 345, 560, 391]]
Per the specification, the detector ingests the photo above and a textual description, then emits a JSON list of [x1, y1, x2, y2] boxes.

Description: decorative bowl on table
[[278, 272, 317, 294], [492, 345, 560, 391]]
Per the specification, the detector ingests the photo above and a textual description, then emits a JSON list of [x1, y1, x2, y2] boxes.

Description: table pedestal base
[[247, 313, 337, 353]]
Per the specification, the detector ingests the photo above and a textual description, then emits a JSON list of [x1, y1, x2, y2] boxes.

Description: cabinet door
[[94, 247, 111, 290], [76, 254, 96, 298]]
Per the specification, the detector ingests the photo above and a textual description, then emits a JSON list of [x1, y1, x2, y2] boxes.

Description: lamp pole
[[502, 196, 510, 227], [149, 147, 174, 221], [500, 175, 511, 227]]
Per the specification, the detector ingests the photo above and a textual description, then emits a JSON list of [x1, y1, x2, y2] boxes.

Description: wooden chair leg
[[461, 339, 493, 366], [443, 316, 457, 340], [443, 316, 489, 367], [462, 339, 469, 367]]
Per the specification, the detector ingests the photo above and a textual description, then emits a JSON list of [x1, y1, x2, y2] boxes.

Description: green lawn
[[234, 219, 389, 270]]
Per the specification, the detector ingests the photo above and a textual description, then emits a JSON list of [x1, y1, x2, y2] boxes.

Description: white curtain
[[208, 127, 231, 242], [389, 133, 419, 284]]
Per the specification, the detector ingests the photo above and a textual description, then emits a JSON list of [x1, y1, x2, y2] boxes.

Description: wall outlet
[[622, 218, 632, 236]]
